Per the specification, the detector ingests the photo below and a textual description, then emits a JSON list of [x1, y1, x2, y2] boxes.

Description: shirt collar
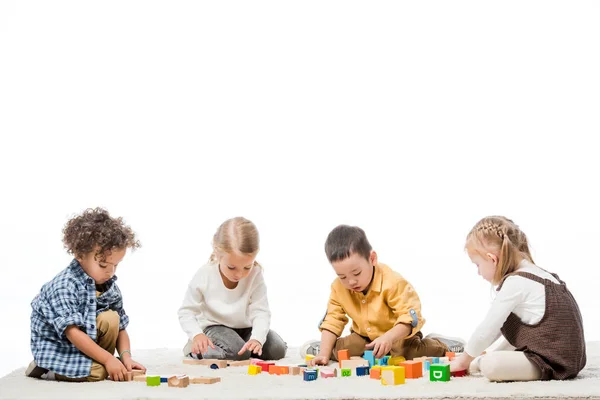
[[369, 263, 383, 293]]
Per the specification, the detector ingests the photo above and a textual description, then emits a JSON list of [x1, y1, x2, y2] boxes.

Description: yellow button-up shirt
[[319, 263, 425, 341]]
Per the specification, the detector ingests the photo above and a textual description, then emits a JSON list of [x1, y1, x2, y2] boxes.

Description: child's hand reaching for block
[[192, 333, 215, 355], [239, 339, 262, 356], [308, 355, 329, 366]]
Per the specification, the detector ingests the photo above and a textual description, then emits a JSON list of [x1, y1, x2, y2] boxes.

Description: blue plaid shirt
[[30, 259, 129, 378]]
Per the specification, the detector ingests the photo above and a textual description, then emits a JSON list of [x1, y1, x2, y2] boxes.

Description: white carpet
[[1, 343, 599, 400]]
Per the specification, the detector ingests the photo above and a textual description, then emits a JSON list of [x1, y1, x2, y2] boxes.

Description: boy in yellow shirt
[[303, 225, 464, 365]]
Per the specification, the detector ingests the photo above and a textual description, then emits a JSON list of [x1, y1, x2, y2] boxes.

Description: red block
[[451, 369, 467, 377]]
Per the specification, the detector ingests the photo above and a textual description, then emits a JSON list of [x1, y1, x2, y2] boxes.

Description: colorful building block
[[320, 368, 337, 378], [303, 370, 318, 381], [388, 356, 405, 366], [341, 368, 351, 377], [363, 350, 375, 367], [439, 356, 450, 363], [160, 377, 168, 383], [228, 360, 251, 367], [431, 357, 440, 364], [400, 360, 423, 379], [248, 365, 262, 375], [446, 352, 456, 360], [356, 366, 370, 376], [451, 369, 467, 377], [133, 375, 146, 382], [423, 360, 431, 372], [305, 354, 315, 363], [146, 375, 161, 386], [381, 366, 405, 385], [289, 366, 302, 375], [256, 362, 274, 372], [168, 375, 189, 388], [337, 349, 350, 361], [269, 365, 289, 375], [370, 366, 381, 379], [340, 359, 369, 370], [430, 364, 451, 382]]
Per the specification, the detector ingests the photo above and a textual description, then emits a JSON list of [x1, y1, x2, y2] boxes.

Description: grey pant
[[183, 325, 287, 361]]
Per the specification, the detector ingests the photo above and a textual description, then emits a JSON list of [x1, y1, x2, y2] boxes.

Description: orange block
[[400, 361, 423, 379], [446, 351, 456, 361], [337, 349, 350, 361], [268, 365, 289, 375], [370, 367, 381, 379]]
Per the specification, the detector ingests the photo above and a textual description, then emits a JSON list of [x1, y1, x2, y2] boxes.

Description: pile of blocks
[[245, 349, 466, 384]]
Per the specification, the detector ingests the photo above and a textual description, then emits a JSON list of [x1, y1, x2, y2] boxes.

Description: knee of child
[[97, 310, 120, 332], [479, 354, 503, 380]]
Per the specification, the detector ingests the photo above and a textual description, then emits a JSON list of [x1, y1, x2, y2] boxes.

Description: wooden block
[[248, 365, 262, 375], [370, 366, 381, 379], [124, 371, 133, 381], [320, 368, 337, 378], [289, 366, 302, 375], [146, 375, 161, 386], [131, 370, 145, 377], [337, 349, 349, 361], [269, 365, 289, 375], [228, 359, 251, 367], [209, 360, 228, 369], [439, 356, 450, 364], [341, 368, 351, 377], [430, 364, 451, 382], [451, 369, 467, 378], [388, 356, 406, 366], [446, 352, 456, 360], [340, 359, 369, 370], [256, 362, 274, 372], [133, 374, 146, 382], [190, 376, 221, 384], [381, 366, 405, 385], [168, 375, 190, 388], [305, 354, 315, 363], [363, 350, 375, 367], [303, 370, 317, 381], [356, 366, 370, 376], [400, 360, 423, 379]]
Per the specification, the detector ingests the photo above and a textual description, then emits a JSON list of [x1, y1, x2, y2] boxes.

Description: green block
[[146, 375, 161, 386], [341, 368, 351, 377], [430, 364, 450, 382], [375, 358, 381, 365]]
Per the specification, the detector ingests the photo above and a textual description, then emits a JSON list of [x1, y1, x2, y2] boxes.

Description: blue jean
[[183, 325, 287, 361]]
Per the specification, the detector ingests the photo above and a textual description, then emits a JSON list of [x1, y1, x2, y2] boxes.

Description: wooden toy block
[[370, 366, 381, 379], [289, 366, 302, 376], [305, 354, 315, 363], [356, 366, 370, 376], [430, 364, 451, 382], [363, 350, 375, 367], [431, 357, 440, 364], [439, 356, 450, 363], [381, 366, 405, 385], [256, 362, 274, 372], [320, 368, 337, 378], [124, 371, 133, 381], [451, 369, 467, 378], [160, 377, 168, 383], [341, 368, 351, 377], [228, 360, 251, 367], [248, 365, 262, 375], [337, 349, 350, 361], [133, 374, 146, 382], [400, 361, 423, 379], [168, 375, 190, 388], [340, 359, 369, 370], [423, 360, 431, 372], [388, 356, 405, 366], [446, 352, 456, 360], [190, 376, 221, 384], [303, 370, 317, 381], [209, 360, 228, 369], [146, 375, 161, 386], [269, 365, 289, 375]]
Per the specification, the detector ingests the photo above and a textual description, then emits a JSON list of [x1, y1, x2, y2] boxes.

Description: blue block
[[382, 356, 390, 366], [160, 377, 168, 383], [356, 366, 370, 376], [303, 370, 318, 381], [363, 350, 375, 367], [424, 360, 431, 371], [432, 357, 440, 364]]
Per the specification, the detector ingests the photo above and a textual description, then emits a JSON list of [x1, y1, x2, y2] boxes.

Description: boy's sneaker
[[425, 333, 466, 353], [299, 339, 321, 359], [25, 360, 48, 379]]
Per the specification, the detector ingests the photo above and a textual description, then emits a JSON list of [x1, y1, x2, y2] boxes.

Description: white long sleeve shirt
[[178, 262, 271, 345], [465, 259, 559, 357]]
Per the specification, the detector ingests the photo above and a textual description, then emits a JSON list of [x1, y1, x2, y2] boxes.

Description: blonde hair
[[465, 216, 534, 285], [209, 217, 260, 264]]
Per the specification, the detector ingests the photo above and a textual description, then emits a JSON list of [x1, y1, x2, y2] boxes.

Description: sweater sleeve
[[386, 277, 424, 339], [248, 269, 271, 345], [465, 276, 525, 357], [177, 270, 208, 341]]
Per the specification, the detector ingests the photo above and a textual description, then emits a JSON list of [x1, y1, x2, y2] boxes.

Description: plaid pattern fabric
[[30, 259, 129, 378], [499, 271, 586, 380]]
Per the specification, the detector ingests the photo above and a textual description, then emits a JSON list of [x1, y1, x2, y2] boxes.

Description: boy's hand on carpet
[[238, 339, 262, 356], [365, 335, 393, 359], [122, 357, 146, 373], [106, 355, 129, 381], [308, 355, 329, 366], [192, 334, 215, 355]]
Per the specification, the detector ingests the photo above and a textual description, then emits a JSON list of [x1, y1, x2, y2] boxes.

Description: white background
[[1, 1, 599, 378]]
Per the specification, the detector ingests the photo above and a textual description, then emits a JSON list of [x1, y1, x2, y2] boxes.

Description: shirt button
[[361, 300, 366, 304], [90, 324, 95, 329], [87, 279, 93, 284], [367, 327, 371, 332], [89, 299, 94, 304]]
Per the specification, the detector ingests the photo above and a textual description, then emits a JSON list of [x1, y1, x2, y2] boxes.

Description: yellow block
[[381, 366, 405, 385], [248, 365, 262, 375], [305, 355, 315, 363], [388, 356, 406, 366]]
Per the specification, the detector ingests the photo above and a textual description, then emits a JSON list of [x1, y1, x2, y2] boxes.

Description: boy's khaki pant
[[330, 331, 447, 361], [56, 310, 119, 382]]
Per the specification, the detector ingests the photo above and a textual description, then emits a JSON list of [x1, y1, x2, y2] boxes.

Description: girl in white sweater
[[178, 217, 287, 361]]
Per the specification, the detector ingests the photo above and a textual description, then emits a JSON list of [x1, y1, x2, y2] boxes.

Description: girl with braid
[[451, 216, 586, 381]]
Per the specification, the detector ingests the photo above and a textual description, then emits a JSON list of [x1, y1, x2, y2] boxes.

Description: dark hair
[[325, 225, 372, 263], [62, 207, 141, 260]]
